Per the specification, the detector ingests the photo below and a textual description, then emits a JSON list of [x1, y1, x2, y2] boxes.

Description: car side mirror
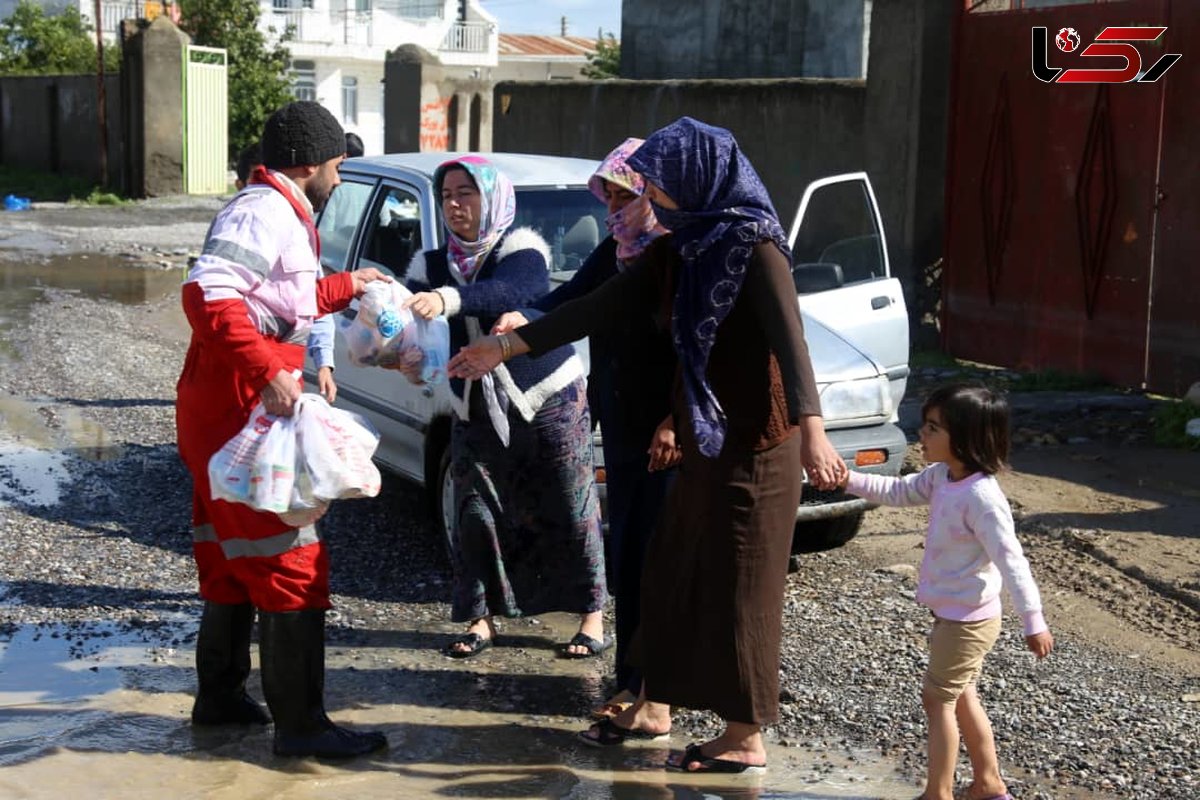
[[792, 262, 844, 294]]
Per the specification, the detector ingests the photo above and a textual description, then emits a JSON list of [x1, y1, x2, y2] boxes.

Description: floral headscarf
[[587, 138, 668, 264], [627, 117, 791, 459], [434, 155, 516, 282]]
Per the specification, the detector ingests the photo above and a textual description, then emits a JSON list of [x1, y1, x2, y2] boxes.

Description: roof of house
[[497, 34, 598, 59]]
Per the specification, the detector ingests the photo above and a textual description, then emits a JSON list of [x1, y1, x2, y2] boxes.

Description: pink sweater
[[847, 465, 1048, 635]]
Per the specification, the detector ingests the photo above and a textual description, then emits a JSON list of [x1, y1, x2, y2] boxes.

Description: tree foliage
[[178, 0, 294, 159], [582, 32, 619, 79], [0, 0, 120, 75]]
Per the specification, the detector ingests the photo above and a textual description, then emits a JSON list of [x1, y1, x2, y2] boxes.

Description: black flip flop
[[443, 632, 494, 658], [666, 743, 767, 774], [577, 717, 670, 747], [558, 632, 613, 659]]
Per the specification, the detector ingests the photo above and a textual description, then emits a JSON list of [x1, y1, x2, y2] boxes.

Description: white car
[[311, 153, 909, 555]]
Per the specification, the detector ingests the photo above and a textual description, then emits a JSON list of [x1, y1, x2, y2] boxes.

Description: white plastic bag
[[293, 394, 382, 501], [208, 405, 277, 507], [207, 396, 381, 523]]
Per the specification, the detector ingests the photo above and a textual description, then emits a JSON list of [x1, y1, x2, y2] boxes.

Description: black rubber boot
[[191, 601, 271, 725], [258, 609, 387, 759]]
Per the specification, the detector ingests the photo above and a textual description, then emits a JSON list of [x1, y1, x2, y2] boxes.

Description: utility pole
[[560, 15, 568, 36], [93, 0, 108, 188]]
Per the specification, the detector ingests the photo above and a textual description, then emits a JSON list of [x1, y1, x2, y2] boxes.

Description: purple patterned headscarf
[[587, 138, 668, 263], [627, 117, 791, 458], [434, 155, 516, 281]]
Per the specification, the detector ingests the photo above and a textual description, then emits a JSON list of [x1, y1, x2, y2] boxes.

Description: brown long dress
[[520, 239, 821, 725]]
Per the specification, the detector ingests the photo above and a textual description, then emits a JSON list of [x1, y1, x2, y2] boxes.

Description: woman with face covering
[[492, 138, 677, 692], [400, 156, 608, 659], [448, 119, 847, 771]]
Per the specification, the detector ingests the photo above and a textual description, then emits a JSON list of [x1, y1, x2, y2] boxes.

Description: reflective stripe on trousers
[[193, 522, 322, 560]]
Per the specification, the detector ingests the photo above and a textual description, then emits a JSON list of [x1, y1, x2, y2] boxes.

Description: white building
[[263, 0, 498, 156]]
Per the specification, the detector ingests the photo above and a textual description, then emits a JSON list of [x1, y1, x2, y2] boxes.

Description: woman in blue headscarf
[[448, 119, 846, 772]]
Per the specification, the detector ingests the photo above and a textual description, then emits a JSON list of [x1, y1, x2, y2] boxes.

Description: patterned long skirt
[[449, 377, 607, 622]]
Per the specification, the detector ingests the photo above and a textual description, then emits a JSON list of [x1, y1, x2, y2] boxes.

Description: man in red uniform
[[176, 101, 388, 758]]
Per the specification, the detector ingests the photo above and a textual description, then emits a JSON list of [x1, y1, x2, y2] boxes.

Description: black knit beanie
[[261, 101, 346, 169]]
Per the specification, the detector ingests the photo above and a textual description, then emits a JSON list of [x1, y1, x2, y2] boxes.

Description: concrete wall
[[384, 45, 493, 154], [492, 78, 866, 225], [863, 0, 955, 345], [621, 0, 866, 80], [0, 73, 123, 188], [121, 16, 188, 197]]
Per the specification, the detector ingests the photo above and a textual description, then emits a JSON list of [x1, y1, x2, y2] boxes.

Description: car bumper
[[795, 422, 908, 522]]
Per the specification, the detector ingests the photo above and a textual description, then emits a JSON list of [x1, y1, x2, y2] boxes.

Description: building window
[[342, 77, 358, 125], [292, 60, 317, 102], [274, 0, 314, 9], [355, 0, 371, 11]]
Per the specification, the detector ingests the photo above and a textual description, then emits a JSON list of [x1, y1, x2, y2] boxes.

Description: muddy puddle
[[0, 253, 184, 343], [0, 615, 922, 800], [0, 254, 181, 504]]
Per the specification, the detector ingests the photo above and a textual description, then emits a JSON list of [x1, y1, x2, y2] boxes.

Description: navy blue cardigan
[[406, 227, 581, 421]]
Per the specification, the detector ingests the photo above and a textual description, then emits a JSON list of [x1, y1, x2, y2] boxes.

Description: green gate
[[183, 45, 228, 195]]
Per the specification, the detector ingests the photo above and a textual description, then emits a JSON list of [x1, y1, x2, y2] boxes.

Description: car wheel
[[791, 511, 864, 554], [430, 445, 455, 564]]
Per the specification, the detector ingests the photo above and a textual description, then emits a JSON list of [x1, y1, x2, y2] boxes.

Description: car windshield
[[511, 187, 606, 276]]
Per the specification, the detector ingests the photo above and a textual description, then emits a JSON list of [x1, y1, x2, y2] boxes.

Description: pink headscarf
[[587, 138, 669, 264]]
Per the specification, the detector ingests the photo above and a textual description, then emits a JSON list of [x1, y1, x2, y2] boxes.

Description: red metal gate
[[943, 0, 1198, 394]]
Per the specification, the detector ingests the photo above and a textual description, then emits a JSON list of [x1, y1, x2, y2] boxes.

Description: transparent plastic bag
[[336, 282, 449, 383], [338, 282, 414, 367]]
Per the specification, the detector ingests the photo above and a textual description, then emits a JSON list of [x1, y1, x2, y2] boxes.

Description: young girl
[[839, 383, 1053, 800]]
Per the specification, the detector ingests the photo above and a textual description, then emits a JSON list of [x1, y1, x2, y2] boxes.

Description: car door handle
[[871, 295, 891, 310]]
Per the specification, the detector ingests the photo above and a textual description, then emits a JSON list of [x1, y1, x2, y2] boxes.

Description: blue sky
[[479, 0, 621, 38]]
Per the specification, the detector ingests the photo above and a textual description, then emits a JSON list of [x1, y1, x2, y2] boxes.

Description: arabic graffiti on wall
[[419, 97, 450, 151]]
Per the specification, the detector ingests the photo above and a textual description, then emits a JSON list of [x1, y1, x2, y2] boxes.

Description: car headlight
[[818, 376, 892, 422]]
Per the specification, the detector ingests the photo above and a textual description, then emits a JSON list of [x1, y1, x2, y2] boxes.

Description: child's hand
[[1025, 630, 1054, 659]]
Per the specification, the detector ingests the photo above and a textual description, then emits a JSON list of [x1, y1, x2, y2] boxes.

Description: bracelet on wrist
[[498, 334, 513, 361]]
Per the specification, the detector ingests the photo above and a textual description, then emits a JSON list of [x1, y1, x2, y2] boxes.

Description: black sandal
[[558, 632, 613, 659], [443, 632, 494, 659], [666, 742, 767, 774], [577, 717, 670, 747]]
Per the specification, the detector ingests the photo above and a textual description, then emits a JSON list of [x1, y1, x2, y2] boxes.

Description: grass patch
[[70, 188, 131, 206], [911, 350, 1112, 393], [0, 165, 128, 204], [1152, 400, 1200, 450], [1001, 369, 1110, 392]]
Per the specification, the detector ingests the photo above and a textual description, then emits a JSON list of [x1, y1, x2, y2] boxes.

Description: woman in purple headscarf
[[448, 119, 846, 772], [492, 137, 677, 694]]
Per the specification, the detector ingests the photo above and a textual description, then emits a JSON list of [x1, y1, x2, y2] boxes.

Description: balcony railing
[[441, 20, 491, 53], [99, 0, 142, 37], [340, 10, 373, 46], [394, 0, 444, 18]]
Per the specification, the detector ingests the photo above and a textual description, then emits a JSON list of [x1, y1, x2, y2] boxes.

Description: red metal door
[[1146, 2, 1200, 395], [943, 0, 1181, 390]]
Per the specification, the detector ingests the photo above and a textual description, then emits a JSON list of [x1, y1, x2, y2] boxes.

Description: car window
[[511, 188, 606, 274], [791, 181, 885, 286], [317, 179, 375, 273], [358, 184, 423, 279]]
